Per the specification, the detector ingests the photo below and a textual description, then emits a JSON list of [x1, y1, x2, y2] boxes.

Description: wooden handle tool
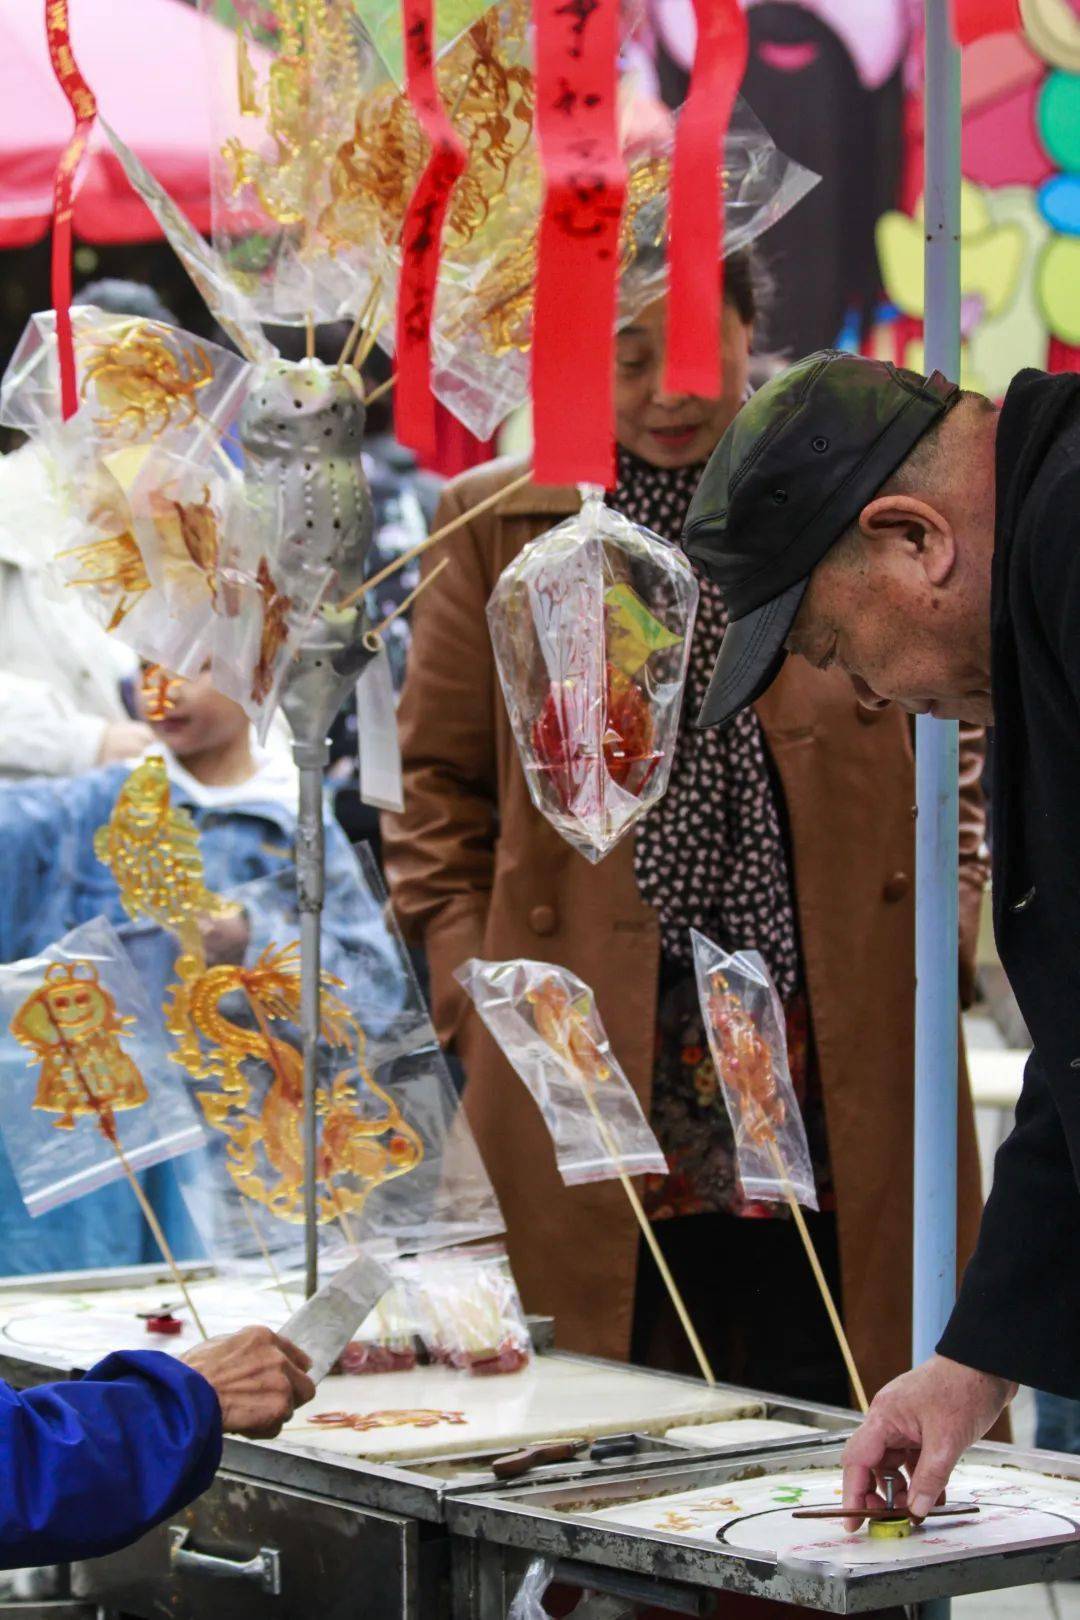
[[791, 1504, 980, 1523], [492, 1438, 587, 1479]]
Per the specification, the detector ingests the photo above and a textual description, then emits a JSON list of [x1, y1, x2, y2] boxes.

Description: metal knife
[[282, 1252, 393, 1384]]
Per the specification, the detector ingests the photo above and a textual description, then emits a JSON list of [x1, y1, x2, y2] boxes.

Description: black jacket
[[938, 369, 1080, 1397]]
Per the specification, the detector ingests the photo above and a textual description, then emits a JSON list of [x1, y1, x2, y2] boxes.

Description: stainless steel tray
[[0, 1266, 854, 1525], [447, 1440, 1080, 1614]]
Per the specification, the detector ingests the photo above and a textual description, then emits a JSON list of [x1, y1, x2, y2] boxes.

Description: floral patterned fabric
[[605, 446, 833, 1221], [611, 448, 800, 1001]]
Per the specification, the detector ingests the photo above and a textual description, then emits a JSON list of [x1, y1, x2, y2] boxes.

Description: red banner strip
[[45, 0, 98, 421], [396, 1, 468, 458], [532, 0, 626, 487], [664, 0, 748, 399], [950, 0, 1021, 44]]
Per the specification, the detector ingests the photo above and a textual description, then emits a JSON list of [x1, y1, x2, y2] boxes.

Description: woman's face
[[614, 296, 751, 469]]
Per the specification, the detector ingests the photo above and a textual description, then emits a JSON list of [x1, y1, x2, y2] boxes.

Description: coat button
[[529, 905, 557, 936], [1011, 885, 1036, 912], [882, 872, 910, 903]]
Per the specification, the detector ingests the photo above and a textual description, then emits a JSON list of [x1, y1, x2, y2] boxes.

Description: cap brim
[[696, 579, 808, 730]]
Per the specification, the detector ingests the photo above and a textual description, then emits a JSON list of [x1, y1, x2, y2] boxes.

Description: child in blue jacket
[[0, 672, 382, 1275]]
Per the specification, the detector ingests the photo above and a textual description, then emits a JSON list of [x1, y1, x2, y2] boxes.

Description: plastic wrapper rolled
[[410, 1245, 531, 1375], [487, 488, 697, 862], [171, 847, 505, 1274], [455, 958, 669, 1186], [342, 1244, 529, 1375], [691, 930, 818, 1212], [0, 917, 206, 1218], [341, 1281, 421, 1374]]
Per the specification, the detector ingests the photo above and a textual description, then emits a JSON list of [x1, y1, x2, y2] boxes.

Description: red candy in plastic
[[531, 662, 660, 809]]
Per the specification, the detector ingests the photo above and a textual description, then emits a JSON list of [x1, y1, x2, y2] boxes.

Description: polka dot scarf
[[609, 446, 801, 1000]]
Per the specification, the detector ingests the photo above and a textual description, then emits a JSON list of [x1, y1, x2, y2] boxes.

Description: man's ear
[[858, 494, 957, 586]]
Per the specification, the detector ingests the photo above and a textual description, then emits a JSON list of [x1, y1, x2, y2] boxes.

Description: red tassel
[[45, 0, 98, 422], [950, 0, 1021, 45], [664, 0, 748, 399], [532, 0, 626, 487], [396, 0, 467, 458]]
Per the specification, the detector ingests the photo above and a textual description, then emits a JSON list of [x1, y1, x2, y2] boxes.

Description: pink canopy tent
[[0, 0, 234, 247]]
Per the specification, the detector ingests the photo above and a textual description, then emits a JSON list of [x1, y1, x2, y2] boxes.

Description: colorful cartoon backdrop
[[624, 0, 1080, 389]]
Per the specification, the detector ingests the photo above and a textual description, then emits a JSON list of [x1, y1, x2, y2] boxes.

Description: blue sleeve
[[0, 768, 122, 962], [0, 1350, 222, 1569]]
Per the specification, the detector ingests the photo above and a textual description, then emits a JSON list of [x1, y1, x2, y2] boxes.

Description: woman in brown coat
[[383, 255, 989, 1409]]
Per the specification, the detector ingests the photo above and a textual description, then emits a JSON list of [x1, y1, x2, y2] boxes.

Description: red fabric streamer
[[532, 0, 626, 487], [395, 0, 467, 458], [950, 0, 1021, 44], [664, 0, 748, 399], [45, 0, 98, 422]]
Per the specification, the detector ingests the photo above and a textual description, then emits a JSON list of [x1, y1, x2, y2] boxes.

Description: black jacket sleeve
[[938, 1053, 1080, 1396]]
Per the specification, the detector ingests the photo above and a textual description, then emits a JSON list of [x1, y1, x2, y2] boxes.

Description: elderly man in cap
[[684, 352, 1079, 1524]]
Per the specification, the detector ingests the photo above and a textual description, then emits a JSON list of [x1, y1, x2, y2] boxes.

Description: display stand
[[915, 7, 963, 1614], [239, 359, 378, 1299]]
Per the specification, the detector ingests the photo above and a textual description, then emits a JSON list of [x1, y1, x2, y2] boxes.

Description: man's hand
[[96, 720, 154, 764], [182, 1326, 316, 1439], [842, 1355, 1015, 1528]]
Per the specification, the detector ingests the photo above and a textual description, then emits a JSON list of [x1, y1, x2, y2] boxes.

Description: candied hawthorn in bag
[[692, 930, 818, 1211], [487, 488, 697, 861]]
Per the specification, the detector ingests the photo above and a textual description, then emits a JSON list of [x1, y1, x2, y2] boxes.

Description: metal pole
[[916, 5, 961, 1616], [294, 740, 329, 1299]]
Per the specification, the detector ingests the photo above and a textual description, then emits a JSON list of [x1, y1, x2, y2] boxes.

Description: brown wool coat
[[382, 457, 992, 1404]]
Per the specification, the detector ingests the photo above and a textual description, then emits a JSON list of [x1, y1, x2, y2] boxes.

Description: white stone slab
[[665, 1418, 826, 1449], [584, 1464, 1080, 1574], [278, 1361, 759, 1461]]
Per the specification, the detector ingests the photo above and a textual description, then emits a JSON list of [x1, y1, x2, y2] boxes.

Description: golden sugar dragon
[[167, 942, 423, 1222]]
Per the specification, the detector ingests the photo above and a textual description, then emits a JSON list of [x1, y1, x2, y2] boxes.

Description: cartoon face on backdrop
[[633, 0, 913, 359]]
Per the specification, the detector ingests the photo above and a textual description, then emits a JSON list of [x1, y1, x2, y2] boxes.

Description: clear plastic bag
[[487, 488, 697, 862], [428, 92, 818, 443], [171, 847, 505, 1271], [341, 1278, 421, 1374], [194, 0, 394, 327], [455, 958, 668, 1185], [0, 307, 250, 460], [0, 917, 206, 1217], [508, 1560, 634, 1620], [615, 95, 819, 323], [691, 929, 818, 1211], [340, 1245, 530, 1375], [508, 1559, 556, 1620], [410, 1244, 531, 1375]]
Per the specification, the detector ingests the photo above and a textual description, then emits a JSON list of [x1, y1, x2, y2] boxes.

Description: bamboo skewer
[[362, 557, 449, 650], [305, 313, 316, 361], [340, 469, 535, 611], [110, 1132, 209, 1340], [57, 1032, 208, 1338], [354, 316, 389, 372], [363, 373, 396, 409], [763, 1136, 869, 1413], [337, 279, 384, 374], [579, 1082, 716, 1386], [240, 1197, 294, 1313]]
